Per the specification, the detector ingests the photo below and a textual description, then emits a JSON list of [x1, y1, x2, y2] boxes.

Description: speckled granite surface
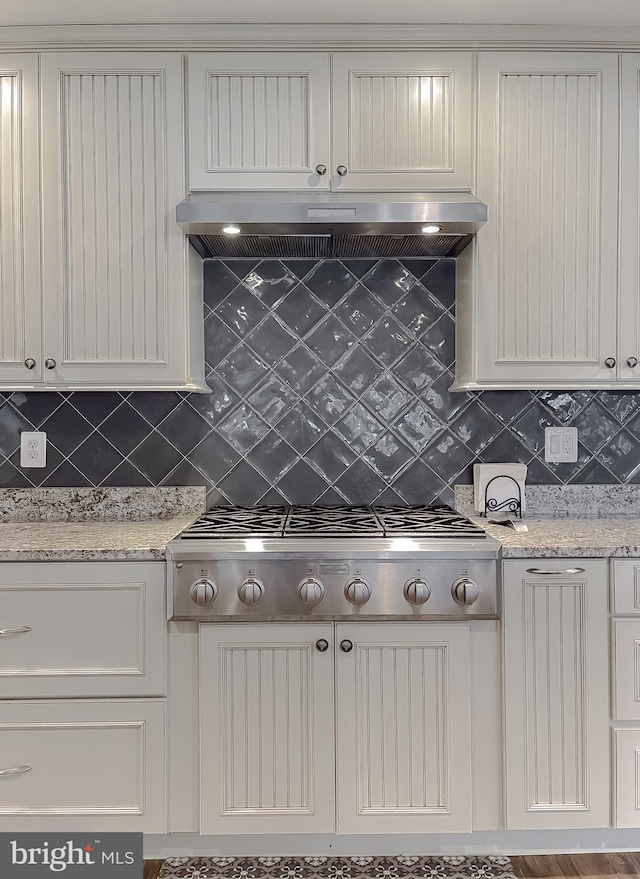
[[472, 516, 640, 558], [0, 487, 206, 521], [455, 484, 640, 519]]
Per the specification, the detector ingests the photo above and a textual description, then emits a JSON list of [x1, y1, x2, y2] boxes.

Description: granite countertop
[[476, 517, 640, 558]]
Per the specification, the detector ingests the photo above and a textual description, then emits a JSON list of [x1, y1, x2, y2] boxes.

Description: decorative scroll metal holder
[[482, 474, 523, 518]]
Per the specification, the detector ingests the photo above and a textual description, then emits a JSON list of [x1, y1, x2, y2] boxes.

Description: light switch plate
[[545, 426, 578, 463]]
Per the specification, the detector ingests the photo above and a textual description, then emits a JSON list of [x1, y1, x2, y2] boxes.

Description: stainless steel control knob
[[238, 577, 265, 606], [451, 577, 480, 606], [298, 576, 325, 606], [403, 577, 432, 606], [190, 578, 217, 607], [344, 576, 371, 606]]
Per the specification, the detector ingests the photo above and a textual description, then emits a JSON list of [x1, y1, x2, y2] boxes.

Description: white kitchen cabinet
[[0, 55, 42, 385], [0, 699, 165, 832], [454, 52, 619, 390], [187, 52, 473, 191], [3, 51, 206, 393], [502, 559, 609, 829]]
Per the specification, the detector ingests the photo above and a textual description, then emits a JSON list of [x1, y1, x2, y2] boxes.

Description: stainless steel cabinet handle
[[24, 358, 36, 370], [628, 357, 638, 368], [44, 358, 56, 370], [605, 357, 616, 368], [315, 639, 329, 652], [336, 165, 348, 177], [315, 164, 327, 176], [526, 567, 585, 575], [0, 765, 32, 777], [0, 626, 32, 636], [339, 639, 353, 653]]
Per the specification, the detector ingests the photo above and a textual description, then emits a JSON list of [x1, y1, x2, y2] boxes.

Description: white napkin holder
[[473, 463, 527, 517]]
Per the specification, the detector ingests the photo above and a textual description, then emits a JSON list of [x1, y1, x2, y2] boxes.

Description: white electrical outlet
[[20, 431, 47, 468], [544, 426, 578, 463]]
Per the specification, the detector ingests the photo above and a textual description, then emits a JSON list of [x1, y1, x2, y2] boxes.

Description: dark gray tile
[[307, 376, 355, 425], [421, 259, 456, 309], [393, 459, 447, 505], [334, 285, 386, 337], [248, 376, 297, 425], [187, 376, 240, 426], [216, 347, 269, 395], [306, 433, 357, 482], [206, 486, 229, 508], [335, 403, 385, 453], [67, 392, 123, 427], [449, 402, 503, 454], [274, 403, 326, 453], [204, 260, 243, 308], [362, 260, 414, 302], [598, 430, 640, 481], [511, 401, 560, 455], [204, 313, 241, 367], [303, 261, 356, 306], [333, 347, 384, 395], [420, 312, 456, 367], [42, 461, 92, 487], [101, 460, 153, 486], [598, 391, 640, 424], [621, 410, 640, 443], [275, 345, 327, 395], [569, 458, 619, 484], [571, 401, 621, 453], [160, 459, 210, 488], [71, 433, 124, 483], [244, 261, 298, 307], [334, 460, 387, 504], [275, 285, 327, 336], [423, 431, 474, 483], [362, 374, 413, 421], [215, 286, 269, 338], [340, 259, 379, 280], [0, 402, 35, 456], [282, 260, 320, 281], [40, 403, 94, 456], [157, 402, 212, 455], [541, 441, 592, 482], [362, 432, 414, 479], [315, 486, 350, 505], [126, 392, 182, 426], [129, 432, 183, 483], [524, 456, 562, 485], [247, 431, 299, 482], [245, 316, 297, 366], [398, 259, 439, 279], [362, 316, 413, 366], [392, 344, 443, 394], [218, 404, 269, 453], [9, 445, 65, 487], [371, 486, 406, 506], [218, 462, 271, 504], [98, 403, 153, 455], [189, 431, 241, 482], [220, 259, 262, 280], [478, 430, 533, 465], [0, 459, 33, 487], [538, 391, 592, 424], [422, 371, 473, 423], [394, 402, 443, 451], [7, 392, 64, 428], [479, 391, 535, 425], [257, 487, 290, 505], [305, 315, 356, 367], [276, 460, 330, 504], [391, 287, 444, 337]]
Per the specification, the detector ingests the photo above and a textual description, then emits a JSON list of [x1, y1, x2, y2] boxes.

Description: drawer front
[[0, 700, 165, 832], [612, 561, 640, 614], [614, 728, 640, 828], [614, 620, 640, 719], [0, 563, 165, 697]]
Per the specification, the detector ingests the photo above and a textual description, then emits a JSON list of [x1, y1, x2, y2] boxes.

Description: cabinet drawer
[[614, 728, 640, 827], [0, 563, 165, 697], [612, 561, 640, 614], [614, 620, 640, 719], [0, 700, 165, 832]]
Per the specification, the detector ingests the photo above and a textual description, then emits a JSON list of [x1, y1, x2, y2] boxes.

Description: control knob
[[403, 577, 432, 606], [298, 576, 325, 607], [190, 577, 217, 607], [238, 577, 265, 606], [451, 577, 480, 606], [344, 576, 371, 606]]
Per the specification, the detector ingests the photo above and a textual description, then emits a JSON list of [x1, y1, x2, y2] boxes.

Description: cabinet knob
[[24, 358, 36, 370], [628, 356, 638, 368], [315, 639, 329, 652], [315, 164, 327, 176], [44, 358, 56, 370], [336, 165, 348, 177], [605, 357, 616, 368], [339, 639, 353, 653]]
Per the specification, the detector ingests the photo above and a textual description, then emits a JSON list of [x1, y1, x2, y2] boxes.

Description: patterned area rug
[[158, 855, 516, 879]]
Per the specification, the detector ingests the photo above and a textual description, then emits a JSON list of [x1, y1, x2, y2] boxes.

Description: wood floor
[[143, 854, 640, 879]]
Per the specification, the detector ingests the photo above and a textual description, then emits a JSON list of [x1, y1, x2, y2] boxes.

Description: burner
[[285, 506, 382, 536], [179, 506, 288, 538], [373, 505, 487, 538]]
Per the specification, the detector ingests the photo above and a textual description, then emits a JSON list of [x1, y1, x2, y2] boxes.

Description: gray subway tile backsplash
[[3, 256, 640, 504]]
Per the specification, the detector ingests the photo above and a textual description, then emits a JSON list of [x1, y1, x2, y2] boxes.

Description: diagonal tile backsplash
[[2, 256, 640, 508]]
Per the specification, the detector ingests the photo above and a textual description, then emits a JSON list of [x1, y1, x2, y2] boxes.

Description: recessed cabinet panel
[[614, 728, 640, 828], [0, 56, 41, 385], [614, 620, 640, 720], [619, 55, 640, 382]]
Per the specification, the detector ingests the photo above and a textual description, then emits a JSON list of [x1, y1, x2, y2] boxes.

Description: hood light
[[422, 224, 442, 234], [222, 225, 241, 235]]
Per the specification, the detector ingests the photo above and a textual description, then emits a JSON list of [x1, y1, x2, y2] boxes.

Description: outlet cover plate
[[19, 431, 47, 468], [545, 426, 578, 463]]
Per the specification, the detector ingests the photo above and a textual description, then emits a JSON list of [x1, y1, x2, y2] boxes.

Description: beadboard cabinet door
[[187, 53, 331, 190], [40, 52, 206, 391], [502, 560, 609, 829], [335, 622, 472, 833], [455, 52, 619, 390], [331, 52, 473, 191], [0, 55, 42, 386], [199, 623, 335, 834]]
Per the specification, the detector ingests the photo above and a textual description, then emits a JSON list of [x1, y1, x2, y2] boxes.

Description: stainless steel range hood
[[176, 191, 487, 260]]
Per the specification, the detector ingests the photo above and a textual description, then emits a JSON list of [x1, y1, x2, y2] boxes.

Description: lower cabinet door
[[0, 700, 165, 831], [614, 728, 640, 827], [199, 623, 335, 834], [336, 622, 472, 833]]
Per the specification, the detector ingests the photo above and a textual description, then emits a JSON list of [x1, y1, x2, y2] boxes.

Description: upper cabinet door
[[473, 52, 619, 386], [619, 55, 640, 383], [187, 53, 331, 190], [0, 55, 42, 385], [40, 53, 202, 390], [331, 52, 473, 191]]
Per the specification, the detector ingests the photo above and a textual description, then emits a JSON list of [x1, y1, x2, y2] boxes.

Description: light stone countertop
[[474, 517, 640, 558]]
